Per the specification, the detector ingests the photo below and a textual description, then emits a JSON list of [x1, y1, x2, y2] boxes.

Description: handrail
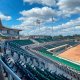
[[0, 59, 21, 80]]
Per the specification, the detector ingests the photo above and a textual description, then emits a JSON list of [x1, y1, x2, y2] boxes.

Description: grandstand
[[0, 35, 80, 80], [32, 40, 80, 69], [1, 0, 80, 80], [32, 46, 80, 71], [0, 19, 21, 39], [11, 39, 34, 46]]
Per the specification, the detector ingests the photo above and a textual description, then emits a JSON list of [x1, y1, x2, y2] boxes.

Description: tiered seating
[[34, 38, 44, 43], [33, 47, 45, 51], [1, 56, 25, 79], [34, 37, 54, 43], [45, 70, 69, 80], [16, 60, 70, 80], [2, 55, 70, 80], [44, 45, 53, 49], [12, 39, 34, 46], [44, 42, 67, 49], [53, 41, 78, 53], [34, 36, 68, 43], [34, 46, 80, 71], [38, 47, 51, 54], [15, 61, 38, 80], [9, 41, 80, 71], [35, 67, 55, 80], [3, 40, 72, 80], [8, 41, 30, 56], [67, 41, 78, 46], [44, 41, 78, 53], [16, 60, 49, 80], [4, 40, 80, 79]]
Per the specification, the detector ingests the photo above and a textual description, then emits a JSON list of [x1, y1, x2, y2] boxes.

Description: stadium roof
[[0, 19, 22, 31]]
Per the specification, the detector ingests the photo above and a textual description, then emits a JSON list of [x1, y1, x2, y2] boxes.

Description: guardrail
[[0, 59, 21, 80]]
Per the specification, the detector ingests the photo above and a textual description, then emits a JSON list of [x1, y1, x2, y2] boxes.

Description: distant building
[[0, 19, 22, 39]]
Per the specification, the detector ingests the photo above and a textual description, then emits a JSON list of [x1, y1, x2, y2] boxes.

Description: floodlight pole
[[51, 17, 54, 40], [36, 19, 41, 37]]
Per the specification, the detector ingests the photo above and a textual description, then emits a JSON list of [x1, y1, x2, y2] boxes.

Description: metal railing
[[0, 59, 21, 80]]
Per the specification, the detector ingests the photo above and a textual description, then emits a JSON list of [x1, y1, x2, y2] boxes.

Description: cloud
[[57, 0, 80, 17], [19, 7, 57, 21], [51, 17, 80, 35], [57, 0, 80, 9], [23, 0, 56, 7], [14, 17, 80, 36], [15, 7, 57, 30], [23, 0, 80, 17], [13, 1, 80, 36], [19, 26, 53, 36], [0, 12, 11, 20], [27, 17, 80, 36]]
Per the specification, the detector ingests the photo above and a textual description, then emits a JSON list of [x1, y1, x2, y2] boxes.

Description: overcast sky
[[0, 0, 80, 36]]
